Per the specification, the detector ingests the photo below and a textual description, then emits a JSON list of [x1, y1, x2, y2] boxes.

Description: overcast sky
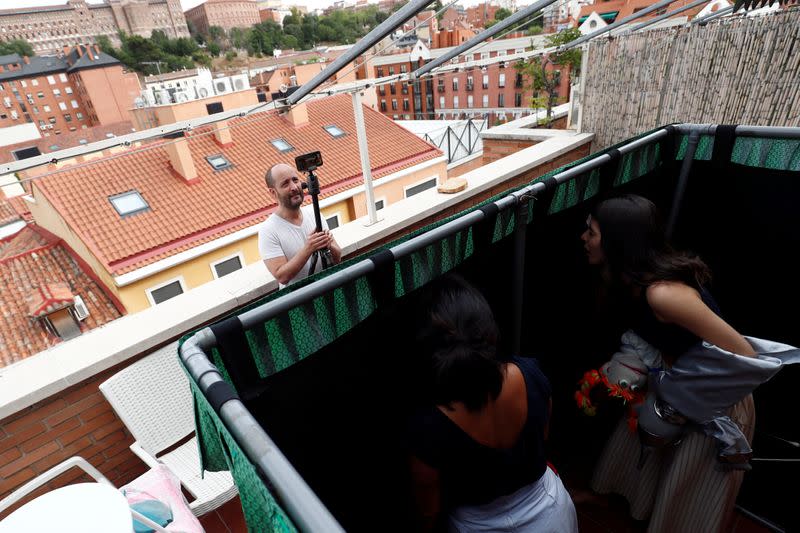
[[4, 0, 506, 13]]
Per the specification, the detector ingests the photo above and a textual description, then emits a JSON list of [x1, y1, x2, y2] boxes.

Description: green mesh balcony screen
[[178, 126, 800, 531]]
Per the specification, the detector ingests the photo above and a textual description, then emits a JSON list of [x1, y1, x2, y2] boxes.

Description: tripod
[[304, 168, 335, 274]]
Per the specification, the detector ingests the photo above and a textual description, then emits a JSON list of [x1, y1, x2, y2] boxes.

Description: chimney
[[93, 44, 101, 56], [63, 45, 71, 57], [85, 46, 94, 61], [23, 56, 30, 65], [213, 121, 233, 146], [164, 132, 198, 183], [285, 102, 308, 127]]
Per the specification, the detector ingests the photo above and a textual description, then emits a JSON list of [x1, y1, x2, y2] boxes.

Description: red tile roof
[[0, 226, 123, 367], [0, 194, 19, 227], [33, 95, 442, 275]]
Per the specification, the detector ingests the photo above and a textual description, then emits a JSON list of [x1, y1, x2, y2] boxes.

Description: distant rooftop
[[0, 45, 122, 83]]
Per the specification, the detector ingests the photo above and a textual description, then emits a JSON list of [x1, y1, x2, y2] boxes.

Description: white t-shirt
[[258, 206, 329, 288]]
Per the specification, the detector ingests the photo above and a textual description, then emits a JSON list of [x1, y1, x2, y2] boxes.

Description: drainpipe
[[666, 129, 700, 239]]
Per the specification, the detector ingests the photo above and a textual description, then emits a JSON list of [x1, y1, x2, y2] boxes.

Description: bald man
[[258, 163, 341, 287]]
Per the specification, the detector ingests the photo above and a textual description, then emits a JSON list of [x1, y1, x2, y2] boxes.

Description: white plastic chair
[[99, 343, 238, 517], [0, 456, 169, 532]]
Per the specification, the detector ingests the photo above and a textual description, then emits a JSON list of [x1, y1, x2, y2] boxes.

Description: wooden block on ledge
[[437, 178, 468, 194]]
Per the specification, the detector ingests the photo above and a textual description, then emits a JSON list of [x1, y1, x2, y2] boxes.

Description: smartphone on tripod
[[296, 151, 335, 273]]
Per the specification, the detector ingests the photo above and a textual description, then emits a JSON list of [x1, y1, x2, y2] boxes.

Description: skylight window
[[324, 125, 345, 138], [206, 154, 231, 170], [271, 139, 293, 152], [109, 191, 149, 217]]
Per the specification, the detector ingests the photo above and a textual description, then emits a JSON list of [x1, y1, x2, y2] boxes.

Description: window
[[380, 100, 386, 112], [37, 91, 44, 99], [466, 76, 473, 90], [401, 83, 408, 95], [48, 116, 56, 124], [49, 144, 59, 150], [206, 154, 231, 170], [388, 66, 395, 75], [31, 79, 38, 86], [390, 84, 396, 95], [147, 278, 185, 305], [59, 73, 67, 82], [376, 68, 384, 77], [43, 104, 51, 112], [65, 86, 72, 94], [58, 102, 67, 111], [76, 112, 84, 120], [109, 190, 149, 216], [375, 198, 385, 210], [270, 138, 293, 152], [11, 146, 42, 160], [515, 93, 522, 107], [515, 48, 524, 54], [482, 74, 489, 89], [391, 99, 397, 110], [53, 88, 61, 97], [467, 95, 473, 108], [64, 113, 71, 122], [439, 95, 445, 108], [211, 254, 243, 278], [480, 52, 489, 60], [452, 78, 459, 91], [498, 93, 505, 107], [497, 50, 507, 57], [324, 125, 345, 137], [405, 177, 437, 198], [70, 100, 78, 109], [482, 94, 489, 107], [400, 65, 407, 73], [325, 214, 340, 229], [437, 79, 444, 92], [499, 73, 506, 88], [403, 99, 409, 111], [453, 95, 459, 108], [47, 75, 56, 85]]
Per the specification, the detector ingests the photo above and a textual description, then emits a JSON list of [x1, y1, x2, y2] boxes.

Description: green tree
[[0, 39, 35, 57], [516, 28, 582, 127], [225, 50, 237, 61], [208, 42, 221, 57], [494, 7, 512, 21]]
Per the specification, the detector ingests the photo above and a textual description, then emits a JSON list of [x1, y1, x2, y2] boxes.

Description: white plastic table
[[0, 482, 134, 533]]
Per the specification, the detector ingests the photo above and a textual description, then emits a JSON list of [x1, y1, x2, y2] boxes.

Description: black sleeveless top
[[629, 285, 721, 361], [407, 356, 551, 509]]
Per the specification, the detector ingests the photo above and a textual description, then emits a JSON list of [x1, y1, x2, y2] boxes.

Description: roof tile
[[35, 95, 441, 275]]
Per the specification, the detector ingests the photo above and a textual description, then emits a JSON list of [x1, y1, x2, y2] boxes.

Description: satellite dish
[[279, 83, 288, 93]]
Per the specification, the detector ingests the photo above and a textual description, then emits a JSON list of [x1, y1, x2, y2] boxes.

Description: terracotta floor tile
[[216, 497, 247, 532], [199, 510, 229, 533]]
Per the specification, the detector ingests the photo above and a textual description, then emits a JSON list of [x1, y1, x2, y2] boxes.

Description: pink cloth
[[121, 465, 203, 533]]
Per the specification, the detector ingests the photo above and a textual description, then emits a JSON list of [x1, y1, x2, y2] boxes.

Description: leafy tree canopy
[[0, 39, 35, 57]]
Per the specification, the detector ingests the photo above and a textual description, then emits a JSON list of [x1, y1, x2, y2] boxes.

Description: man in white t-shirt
[[258, 163, 342, 287]]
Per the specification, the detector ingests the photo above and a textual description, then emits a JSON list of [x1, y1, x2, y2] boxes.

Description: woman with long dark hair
[[408, 274, 577, 532], [582, 194, 756, 532]]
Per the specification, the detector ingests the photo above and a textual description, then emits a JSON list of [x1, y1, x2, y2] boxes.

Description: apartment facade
[[0, 0, 190, 56], [369, 36, 565, 124], [466, 2, 501, 29], [0, 46, 140, 136], [574, 0, 709, 26], [184, 0, 261, 34]]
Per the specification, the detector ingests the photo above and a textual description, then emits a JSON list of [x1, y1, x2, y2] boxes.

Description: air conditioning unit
[[73, 295, 90, 321]]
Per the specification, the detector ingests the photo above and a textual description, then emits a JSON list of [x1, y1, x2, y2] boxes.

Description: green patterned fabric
[[177, 124, 737, 531], [183, 367, 297, 533], [676, 134, 715, 161], [732, 137, 800, 171]]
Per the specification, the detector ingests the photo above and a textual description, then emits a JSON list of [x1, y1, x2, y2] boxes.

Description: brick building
[[0, 46, 141, 136], [440, 6, 467, 30], [368, 35, 570, 124], [466, 2, 501, 29], [184, 0, 261, 34], [574, 0, 709, 27], [0, 0, 189, 57]]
